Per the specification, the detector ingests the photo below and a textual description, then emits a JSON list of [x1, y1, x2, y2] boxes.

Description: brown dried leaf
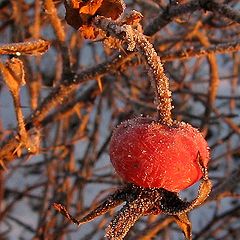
[[97, 0, 125, 20], [65, 1, 83, 30], [0, 58, 29, 152], [0, 58, 25, 94], [53, 203, 80, 225], [66, 0, 80, 9], [190, 153, 212, 208], [6, 58, 25, 86], [192, 179, 212, 207], [173, 213, 192, 240], [80, 25, 98, 39], [79, 0, 104, 15], [64, 0, 125, 39], [0, 40, 50, 56]]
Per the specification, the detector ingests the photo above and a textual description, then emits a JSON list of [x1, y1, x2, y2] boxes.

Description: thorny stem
[[131, 29, 173, 125], [93, 16, 173, 125]]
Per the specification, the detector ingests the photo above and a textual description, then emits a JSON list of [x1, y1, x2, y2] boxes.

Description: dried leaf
[[173, 213, 192, 240], [191, 179, 212, 208], [190, 153, 212, 208], [66, 0, 80, 9], [80, 25, 98, 39], [0, 58, 29, 152], [0, 39, 50, 56], [64, 1, 83, 30], [97, 0, 125, 20], [6, 58, 25, 86], [53, 203, 80, 225], [64, 0, 125, 39], [0, 58, 25, 94], [79, 0, 104, 15]]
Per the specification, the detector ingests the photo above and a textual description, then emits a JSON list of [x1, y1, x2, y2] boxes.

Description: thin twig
[[160, 40, 240, 61], [43, 0, 65, 42]]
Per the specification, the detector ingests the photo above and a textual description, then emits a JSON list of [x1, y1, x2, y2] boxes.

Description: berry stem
[[131, 30, 173, 125], [93, 16, 173, 126]]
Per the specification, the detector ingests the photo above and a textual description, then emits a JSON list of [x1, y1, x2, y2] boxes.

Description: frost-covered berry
[[109, 117, 210, 192]]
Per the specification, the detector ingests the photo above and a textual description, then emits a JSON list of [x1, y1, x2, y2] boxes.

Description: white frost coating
[[94, 16, 173, 125], [122, 25, 136, 51]]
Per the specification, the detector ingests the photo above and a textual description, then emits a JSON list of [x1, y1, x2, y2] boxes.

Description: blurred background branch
[[0, 0, 239, 239]]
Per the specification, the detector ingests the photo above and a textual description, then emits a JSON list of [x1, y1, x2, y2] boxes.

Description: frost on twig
[[0, 39, 50, 56], [93, 15, 173, 125]]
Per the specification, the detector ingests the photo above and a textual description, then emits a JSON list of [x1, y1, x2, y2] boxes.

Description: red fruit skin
[[109, 117, 210, 192]]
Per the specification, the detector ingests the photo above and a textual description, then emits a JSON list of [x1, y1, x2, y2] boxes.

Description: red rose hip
[[109, 117, 210, 192]]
